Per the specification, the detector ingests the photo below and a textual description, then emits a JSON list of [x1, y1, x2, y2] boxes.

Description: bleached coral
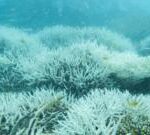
[[0, 26, 52, 92], [54, 89, 150, 135], [36, 26, 135, 52], [32, 42, 113, 97], [1, 88, 150, 135], [0, 25, 150, 134], [0, 88, 71, 135], [1, 25, 150, 94]]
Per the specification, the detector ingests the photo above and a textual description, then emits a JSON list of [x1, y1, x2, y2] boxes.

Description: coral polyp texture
[[0, 26, 150, 134]]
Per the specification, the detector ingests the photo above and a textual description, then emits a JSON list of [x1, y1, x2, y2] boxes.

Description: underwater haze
[[1, 0, 150, 135], [1, 0, 150, 40]]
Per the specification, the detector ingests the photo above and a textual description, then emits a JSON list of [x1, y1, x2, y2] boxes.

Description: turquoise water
[[1, 0, 150, 40], [0, 1, 150, 135]]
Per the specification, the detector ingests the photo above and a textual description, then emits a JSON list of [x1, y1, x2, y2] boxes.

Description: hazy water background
[[1, 1, 150, 134], [0, 0, 150, 41]]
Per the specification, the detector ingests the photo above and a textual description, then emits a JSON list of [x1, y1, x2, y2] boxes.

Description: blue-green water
[[0, 1, 150, 135], [1, 0, 150, 40]]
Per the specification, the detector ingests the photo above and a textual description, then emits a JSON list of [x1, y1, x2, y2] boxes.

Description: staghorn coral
[[54, 89, 150, 135], [0, 55, 29, 92], [32, 43, 114, 97], [1, 26, 150, 135], [35, 26, 135, 52], [1, 26, 150, 94], [0, 88, 150, 134], [0, 88, 70, 135]]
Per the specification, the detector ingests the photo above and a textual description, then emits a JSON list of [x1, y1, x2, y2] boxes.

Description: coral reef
[[0, 26, 150, 134]]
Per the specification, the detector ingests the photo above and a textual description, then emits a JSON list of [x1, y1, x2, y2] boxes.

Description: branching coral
[[35, 26, 135, 52], [32, 43, 114, 97], [54, 89, 150, 135], [0, 26, 150, 135], [0, 89, 70, 135]]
